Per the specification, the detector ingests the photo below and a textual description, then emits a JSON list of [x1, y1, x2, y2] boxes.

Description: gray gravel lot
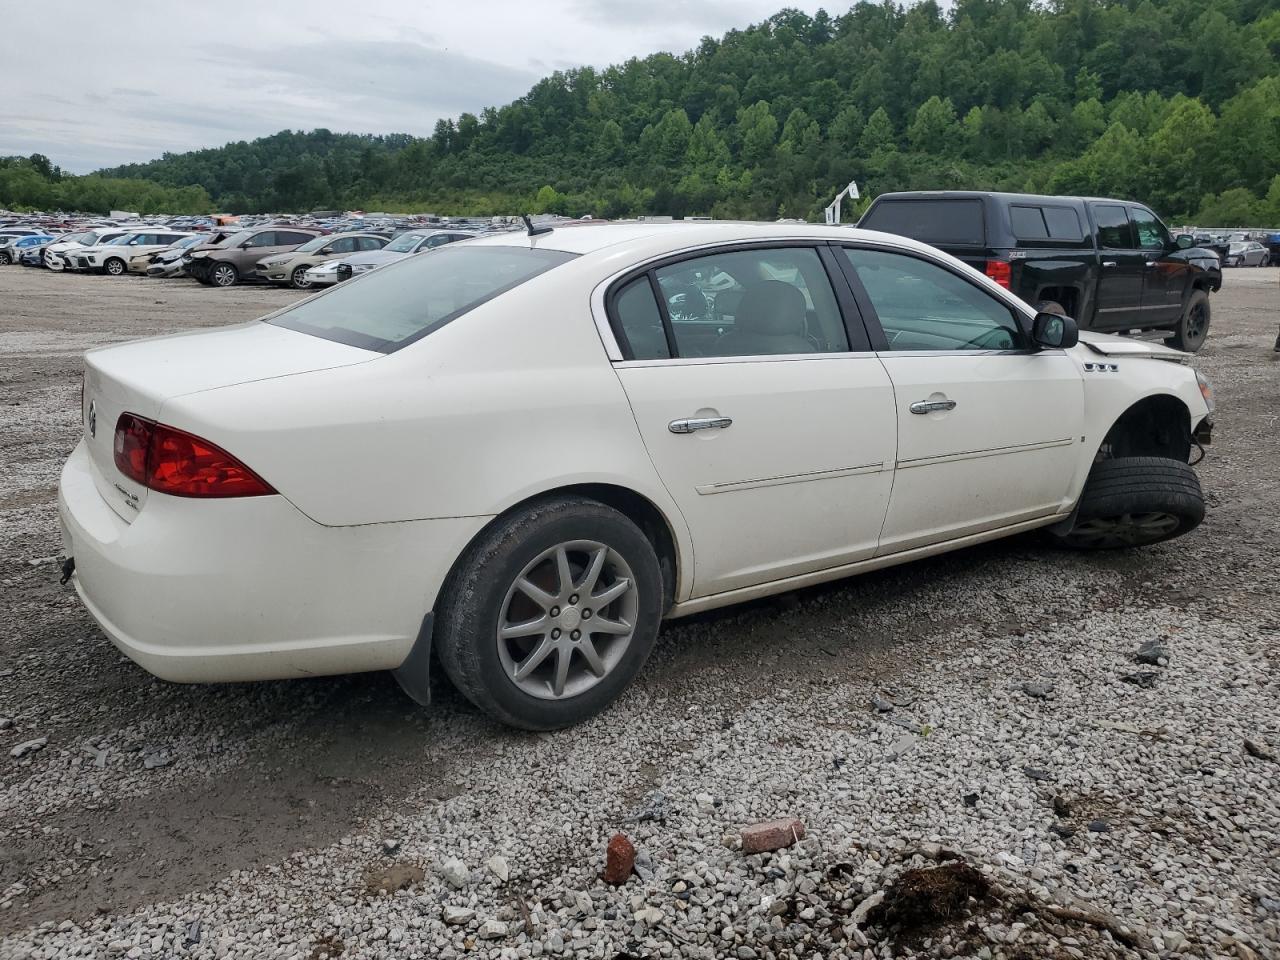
[[1, 267, 1277, 960]]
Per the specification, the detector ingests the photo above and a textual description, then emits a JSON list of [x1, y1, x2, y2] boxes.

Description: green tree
[[907, 96, 957, 154]]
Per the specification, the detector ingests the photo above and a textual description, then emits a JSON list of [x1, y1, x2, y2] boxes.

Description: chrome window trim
[[590, 233, 1038, 365], [613, 351, 881, 369]]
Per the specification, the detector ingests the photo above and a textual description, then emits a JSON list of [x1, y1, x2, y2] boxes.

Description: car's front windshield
[[221, 230, 255, 247], [385, 233, 426, 253], [105, 234, 135, 245], [266, 245, 577, 352], [176, 234, 204, 248]]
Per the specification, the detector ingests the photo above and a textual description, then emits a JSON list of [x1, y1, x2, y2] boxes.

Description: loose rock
[[602, 832, 636, 884], [739, 817, 806, 854], [10, 737, 47, 758]]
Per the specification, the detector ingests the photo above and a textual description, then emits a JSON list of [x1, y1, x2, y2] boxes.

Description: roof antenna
[[521, 213, 554, 237]]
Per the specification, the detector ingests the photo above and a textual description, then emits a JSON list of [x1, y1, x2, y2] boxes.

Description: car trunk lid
[[82, 321, 376, 521]]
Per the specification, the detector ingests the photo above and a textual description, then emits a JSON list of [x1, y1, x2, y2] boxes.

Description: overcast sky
[[0, 0, 833, 174]]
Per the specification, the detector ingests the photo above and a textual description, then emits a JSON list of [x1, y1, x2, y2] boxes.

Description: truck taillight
[[113, 414, 275, 498], [985, 259, 1012, 289]]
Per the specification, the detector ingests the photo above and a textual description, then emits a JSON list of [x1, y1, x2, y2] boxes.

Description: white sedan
[[59, 223, 1214, 729]]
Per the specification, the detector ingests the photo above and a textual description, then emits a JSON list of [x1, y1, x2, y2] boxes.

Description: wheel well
[[1097, 395, 1191, 462], [440, 484, 682, 613], [1036, 286, 1080, 319], [558, 483, 680, 607]]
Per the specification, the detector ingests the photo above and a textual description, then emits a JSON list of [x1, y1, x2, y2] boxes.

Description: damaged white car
[[59, 222, 1213, 729]]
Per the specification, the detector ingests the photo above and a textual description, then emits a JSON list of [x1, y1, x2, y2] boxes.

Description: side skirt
[[665, 513, 1069, 619]]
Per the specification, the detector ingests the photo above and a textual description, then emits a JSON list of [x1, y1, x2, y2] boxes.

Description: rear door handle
[[669, 416, 732, 434], [1102, 260, 1118, 268], [909, 399, 957, 415]]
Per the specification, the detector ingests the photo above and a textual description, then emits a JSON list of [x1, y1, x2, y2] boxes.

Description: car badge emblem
[[87, 400, 96, 437]]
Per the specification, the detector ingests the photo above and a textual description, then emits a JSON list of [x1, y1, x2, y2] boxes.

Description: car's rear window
[[1010, 204, 1085, 243], [266, 245, 577, 352], [860, 199, 985, 245]]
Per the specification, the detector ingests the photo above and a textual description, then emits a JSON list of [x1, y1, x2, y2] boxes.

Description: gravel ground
[[1, 267, 1277, 960]]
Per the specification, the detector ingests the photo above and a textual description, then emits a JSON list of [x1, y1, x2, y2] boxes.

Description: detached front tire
[[1052, 456, 1204, 550], [435, 496, 664, 730]]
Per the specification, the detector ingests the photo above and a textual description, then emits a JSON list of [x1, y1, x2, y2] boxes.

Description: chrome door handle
[[1145, 260, 1159, 268], [1102, 260, 1118, 268], [909, 399, 957, 415], [669, 416, 732, 434]]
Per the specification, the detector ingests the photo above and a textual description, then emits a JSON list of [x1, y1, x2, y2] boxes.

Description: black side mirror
[[1032, 311, 1078, 349], [1174, 234, 1195, 250]]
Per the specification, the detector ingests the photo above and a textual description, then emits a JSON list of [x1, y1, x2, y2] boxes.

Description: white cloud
[[0, 0, 830, 173]]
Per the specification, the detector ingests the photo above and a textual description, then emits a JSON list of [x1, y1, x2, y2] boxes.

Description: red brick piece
[[603, 832, 636, 884], [740, 818, 806, 854]]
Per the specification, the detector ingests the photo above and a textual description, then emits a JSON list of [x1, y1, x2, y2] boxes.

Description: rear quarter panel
[[158, 260, 693, 576]]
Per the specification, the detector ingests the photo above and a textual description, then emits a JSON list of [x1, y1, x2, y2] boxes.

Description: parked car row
[[0, 209, 511, 289]]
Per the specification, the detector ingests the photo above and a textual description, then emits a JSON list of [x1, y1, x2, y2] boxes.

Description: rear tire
[[1051, 456, 1204, 550], [1169, 289, 1209, 352], [434, 496, 664, 730]]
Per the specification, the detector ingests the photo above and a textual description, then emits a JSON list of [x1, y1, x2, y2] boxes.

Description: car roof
[[465, 221, 943, 259]]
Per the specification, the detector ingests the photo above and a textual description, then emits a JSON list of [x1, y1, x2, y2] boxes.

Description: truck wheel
[[1034, 300, 1069, 320], [434, 495, 664, 730], [1051, 456, 1203, 550], [1169, 289, 1209, 352]]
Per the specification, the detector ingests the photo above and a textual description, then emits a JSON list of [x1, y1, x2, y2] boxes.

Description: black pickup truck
[[858, 191, 1223, 351]]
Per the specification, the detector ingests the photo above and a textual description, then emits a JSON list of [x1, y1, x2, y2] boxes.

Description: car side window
[[1130, 207, 1168, 251], [1091, 204, 1133, 249], [842, 248, 1022, 352], [612, 278, 671, 361], [650, 247, 849, 358], [329, 237, 358, 254], [245, 232, 276, 248], [278, 231, 315, 245], [359, 237, 386, 251]]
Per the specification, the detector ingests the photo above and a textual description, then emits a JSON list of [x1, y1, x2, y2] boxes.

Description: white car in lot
[[67, 229, 195, 275], [59, 223, 1214, 729], [43, 228, 130, 271], [302, 229, 475, 285]]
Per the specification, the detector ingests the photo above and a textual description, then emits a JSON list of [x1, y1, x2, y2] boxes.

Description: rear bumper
[[58, 440, 483, 684]]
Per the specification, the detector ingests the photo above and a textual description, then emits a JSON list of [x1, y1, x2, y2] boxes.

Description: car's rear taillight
[[985, 259, 1012, 289], [113, 414, 275, 498]]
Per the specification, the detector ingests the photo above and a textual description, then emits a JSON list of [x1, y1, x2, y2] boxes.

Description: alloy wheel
[[212, 264, 236, 287], [1067, 512, 1181, 549], [291, 266, 312, 289], [105, 259, 125, 276], [496, 540, 638, 700]]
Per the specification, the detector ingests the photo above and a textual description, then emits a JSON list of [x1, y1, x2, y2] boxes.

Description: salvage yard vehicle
[[302, 229, 475, 286], [59, 222, 1214, 730], [1224, 241, 1270, 267], [255, 232, 390, 289], [45, 227, 133, 270], [130, 233, 209, 274], [145, 232, 225, 277], [184, 227, 322, 287], [69, 230, 194, 275], [859, 192, 1223, 351], [0, 233, 55, 264]]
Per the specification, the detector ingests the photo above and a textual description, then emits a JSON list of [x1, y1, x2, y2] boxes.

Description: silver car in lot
[[302, 229, 475, 286], [1224, 241, 1270, 267]]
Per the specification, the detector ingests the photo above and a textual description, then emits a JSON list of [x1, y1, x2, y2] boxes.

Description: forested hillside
[[5, 0, 1280, 222]]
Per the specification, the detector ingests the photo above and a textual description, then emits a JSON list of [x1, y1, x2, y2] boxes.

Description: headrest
[[734, 280, 806, 336]]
